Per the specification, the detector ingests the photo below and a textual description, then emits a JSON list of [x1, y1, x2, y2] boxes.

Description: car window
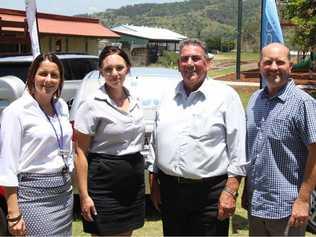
[[0, 62, 30, 82], [63, 58, 98, 80]]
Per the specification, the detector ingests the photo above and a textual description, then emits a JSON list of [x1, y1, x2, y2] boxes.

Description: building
[[112, 24, 187, 65], [0, 8, 120, 56]]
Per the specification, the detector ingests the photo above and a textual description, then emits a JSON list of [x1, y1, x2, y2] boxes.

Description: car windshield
[[0, 62, 30, 82]]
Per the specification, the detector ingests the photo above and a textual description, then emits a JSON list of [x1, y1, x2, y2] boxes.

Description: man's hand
[[289, 198, 310, 227], [218, 191, 236, 220], [149, 173, 161, 211]]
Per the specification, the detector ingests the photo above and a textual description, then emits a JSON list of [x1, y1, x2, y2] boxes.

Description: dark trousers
[[249, 215, 306, 236], [158, 171, 229, 236]]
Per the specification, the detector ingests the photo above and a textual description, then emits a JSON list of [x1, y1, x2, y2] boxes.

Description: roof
[[0, 54, 98, 63], [0, 8, 120, 38], [112, 24, 187, 41]]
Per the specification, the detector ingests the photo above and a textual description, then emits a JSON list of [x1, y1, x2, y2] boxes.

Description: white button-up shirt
[[75, 85, 145, 156], [150, 78, 247, 178], [0, 91, 73, 186]]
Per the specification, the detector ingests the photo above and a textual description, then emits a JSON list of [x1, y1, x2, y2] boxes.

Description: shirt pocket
[[189, 113, 223, 139], [268, 118, 292, 141]]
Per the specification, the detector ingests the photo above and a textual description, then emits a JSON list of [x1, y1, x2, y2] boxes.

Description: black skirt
[[82, 152, 145, 235]]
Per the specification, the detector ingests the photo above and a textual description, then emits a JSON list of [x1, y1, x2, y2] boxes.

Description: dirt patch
[[214, 69, 316, 86], [234, 86, 258, 95]]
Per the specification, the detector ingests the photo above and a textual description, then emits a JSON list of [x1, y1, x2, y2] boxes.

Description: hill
[[79, 0, 261, 50]]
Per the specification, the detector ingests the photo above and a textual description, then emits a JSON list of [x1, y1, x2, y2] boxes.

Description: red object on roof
[[0, 8, 120, 38]]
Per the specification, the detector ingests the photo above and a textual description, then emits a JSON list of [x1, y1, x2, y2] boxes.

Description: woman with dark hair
[[0, 53, 73, 236], [75, 46, 145, 236]]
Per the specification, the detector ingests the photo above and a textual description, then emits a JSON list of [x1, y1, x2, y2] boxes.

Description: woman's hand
[[5, 187, 26, 236], [7, 213, 26, 236], [75, 132, 95, 222], [80, 195, 97, 222]]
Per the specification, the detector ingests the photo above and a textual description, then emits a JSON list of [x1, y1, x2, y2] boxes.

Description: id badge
[[62, 166, 69, 175], [59, 149, 70, 158]]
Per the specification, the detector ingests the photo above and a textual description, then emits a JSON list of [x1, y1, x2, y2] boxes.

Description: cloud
[[87, 6, 98, 14]]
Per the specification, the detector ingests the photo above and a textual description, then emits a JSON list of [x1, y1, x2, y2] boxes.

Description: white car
[[70, 67, 182, 158]]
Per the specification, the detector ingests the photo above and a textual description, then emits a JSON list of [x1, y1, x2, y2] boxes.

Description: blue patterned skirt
[[17, 172, 73, 236]]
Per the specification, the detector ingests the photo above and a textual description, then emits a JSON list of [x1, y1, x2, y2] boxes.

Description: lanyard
[[39, 103, 69, 173]]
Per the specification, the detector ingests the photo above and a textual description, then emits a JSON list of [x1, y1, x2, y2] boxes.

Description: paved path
[[219, 80, 259, 87]]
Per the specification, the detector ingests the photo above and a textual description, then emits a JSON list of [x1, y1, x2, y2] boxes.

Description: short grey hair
[[179, 38, 209, 59]]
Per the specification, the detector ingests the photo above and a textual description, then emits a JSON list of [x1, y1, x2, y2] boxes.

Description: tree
[[282, 0, 316, 51], [206, 37, 222, 51]]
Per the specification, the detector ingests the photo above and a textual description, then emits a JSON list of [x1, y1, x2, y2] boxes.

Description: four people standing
[[149, 39, 247, 236], [0, 41, 316, 236], [0, 53, 73, 236], [245, 42, 316, 236]]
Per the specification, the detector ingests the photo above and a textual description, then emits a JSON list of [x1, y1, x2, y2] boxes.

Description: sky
[[0, 0, 185, 16]]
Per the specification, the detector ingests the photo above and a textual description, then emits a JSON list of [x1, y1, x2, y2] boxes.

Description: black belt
[[158, 170, 227, 184], [87, 152, 142, 161]]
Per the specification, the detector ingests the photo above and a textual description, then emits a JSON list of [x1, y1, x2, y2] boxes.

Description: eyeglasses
[[180, 55, 204, 63]]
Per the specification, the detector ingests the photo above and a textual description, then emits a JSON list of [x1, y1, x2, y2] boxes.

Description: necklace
[[104, 84, 127, 106], [38, 102, 69, 175]]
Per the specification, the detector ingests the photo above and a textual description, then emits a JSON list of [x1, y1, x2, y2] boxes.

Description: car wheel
[[0, 205, 8, 236], [308, 190, 316, 233]]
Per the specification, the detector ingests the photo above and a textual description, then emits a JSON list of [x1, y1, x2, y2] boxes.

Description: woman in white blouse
[[75, 46, 145, 236], [0, 54, 73, 236]]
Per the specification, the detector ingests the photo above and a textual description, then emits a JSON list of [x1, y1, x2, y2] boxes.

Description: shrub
[[157, 51, 178, 68]]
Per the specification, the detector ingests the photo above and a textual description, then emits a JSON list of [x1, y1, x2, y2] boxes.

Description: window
[[63, 58, 98, 80], [0, 62, 30, 82], [56, 39, 62, 52]]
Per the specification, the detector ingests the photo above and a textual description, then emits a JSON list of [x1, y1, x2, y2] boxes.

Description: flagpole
[[259, 0, 264, 88], [25, 0, 41, 58], [259, 0, 284, 88], [236, 0, 242, 81], [35, 4, 41, 51]]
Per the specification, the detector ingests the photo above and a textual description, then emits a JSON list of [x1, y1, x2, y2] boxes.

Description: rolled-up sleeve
[[0, 107, 22, 186], [225, 90, 248, 177]]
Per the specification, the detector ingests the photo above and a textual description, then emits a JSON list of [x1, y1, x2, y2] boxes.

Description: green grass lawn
[[208, 52, 259, 78], [214, 52, 259, 61], [72, 181, 315, 236]]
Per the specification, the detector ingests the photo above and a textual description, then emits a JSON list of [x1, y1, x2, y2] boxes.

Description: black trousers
[[158, 170, 229, 236]]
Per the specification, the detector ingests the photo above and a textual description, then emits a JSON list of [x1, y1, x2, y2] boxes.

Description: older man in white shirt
[[149, 38, 247, 236]]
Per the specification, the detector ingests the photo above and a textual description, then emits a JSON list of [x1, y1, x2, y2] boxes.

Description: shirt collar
[[95, 84, 131, 101], [175, 78, 208, 99], [94, 84, 137, 111], [22, 89, 58, 108], [261, 79, 295, 102]]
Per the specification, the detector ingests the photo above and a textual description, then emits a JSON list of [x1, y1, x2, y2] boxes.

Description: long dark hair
[[26, 53, 64, 98]]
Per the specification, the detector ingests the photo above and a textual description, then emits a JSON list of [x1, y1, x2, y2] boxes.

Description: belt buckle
[[177, 176, 191, 184], [177, 176, 188, 184]]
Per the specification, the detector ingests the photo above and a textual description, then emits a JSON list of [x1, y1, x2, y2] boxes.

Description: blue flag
[[261, 0, 284, 48]]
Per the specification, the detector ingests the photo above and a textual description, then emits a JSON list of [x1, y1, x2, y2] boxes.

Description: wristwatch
[[223, 187, 238, 199]]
